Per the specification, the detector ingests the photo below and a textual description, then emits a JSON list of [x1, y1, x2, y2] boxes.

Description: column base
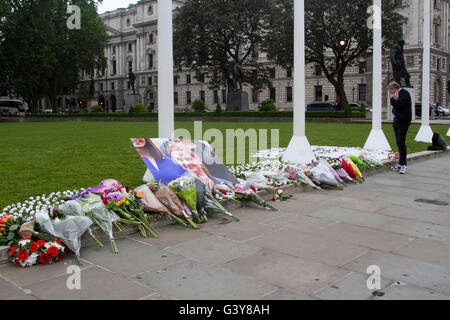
[[282, 136, 316, 165], [415, 125, 434, 143], [447, 127, 450, 137], [364, 129, 392, 151]]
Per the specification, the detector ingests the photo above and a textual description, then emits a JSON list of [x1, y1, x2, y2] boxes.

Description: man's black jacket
[[390, 89, 412, 125]]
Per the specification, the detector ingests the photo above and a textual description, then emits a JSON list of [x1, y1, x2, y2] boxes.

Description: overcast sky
[[97, 0, 138, 14]]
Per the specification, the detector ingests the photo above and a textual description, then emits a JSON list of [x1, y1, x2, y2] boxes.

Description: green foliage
[[215, 104, 223, 113], [129, 104, 149, 114], [360, 103, 367, 114], [192, 99, 206, 112], [173, 0, 275, 92], [0, 0, 108, 113], [90, 105, 103, 113], [258, 99, 277, 112], [265, 0, 404, 108], [344, 104, 352, 117]]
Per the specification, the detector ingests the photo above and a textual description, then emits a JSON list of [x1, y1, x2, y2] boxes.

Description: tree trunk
[[334, 72, 349, 110]]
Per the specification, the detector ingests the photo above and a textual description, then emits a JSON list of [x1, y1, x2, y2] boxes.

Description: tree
[[173, 0, 275, 94], [0, 0, 108, 112], [264, 0, 404, 109]]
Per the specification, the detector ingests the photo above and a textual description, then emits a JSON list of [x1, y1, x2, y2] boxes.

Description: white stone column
[[364, 0, 391, 151], [282, 0, 316, 164], [415, 0, 434, 143], [157, 0, 174, 138]]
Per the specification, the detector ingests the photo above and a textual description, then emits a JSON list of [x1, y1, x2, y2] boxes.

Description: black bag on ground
[[427, 133, 447, 151]]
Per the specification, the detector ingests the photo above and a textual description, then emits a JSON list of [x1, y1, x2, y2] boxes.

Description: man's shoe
[[399, 165, 408, 175], [391, 164, 402, 171]]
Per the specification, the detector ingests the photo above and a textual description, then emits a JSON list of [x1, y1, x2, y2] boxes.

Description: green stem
[[91, 235, 104, 248], [169, 213, 187, 227], [186, 217, 200, 230], [111, 240, 119, 254], [76, 255, 83, 266]]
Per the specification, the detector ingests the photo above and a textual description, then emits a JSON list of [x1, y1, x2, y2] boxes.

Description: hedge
[[27, 111, 365, 119]]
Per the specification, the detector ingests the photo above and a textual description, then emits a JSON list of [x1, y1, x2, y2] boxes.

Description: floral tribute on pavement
[[0, 139, 383, 268]]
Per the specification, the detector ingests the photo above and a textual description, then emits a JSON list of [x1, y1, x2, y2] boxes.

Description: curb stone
[[0, 149, 448, 265]]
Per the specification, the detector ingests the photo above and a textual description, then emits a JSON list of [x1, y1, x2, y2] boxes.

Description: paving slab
[[309, 207, 398, 229], [0, 254, 91, 287], [26, 266, 154, 300], [219, 206, 292, 224], [260, 288, 316, 300], [366, 176, 442, 192], [262, 215, 336, 234], [222, 249, 350, 295], [379, 218, 450, 244], [377, 204, 450, 227], [312, 272, 390, 300], [312, 222, 413, 252], [141, 292, 178, 300], [392, 238, 450, 267], [201, 220, 281, 242], [324, 196, 389, 213], [344, 250, 450, 292], [127, 225, 210, 249], [133, 259, 277, 300], [374, 283, 450, 300], [165, 235, 261, 265], [248, 229, 368, 267], [80, 238, 185, 276], [0, 276, 26, 300]]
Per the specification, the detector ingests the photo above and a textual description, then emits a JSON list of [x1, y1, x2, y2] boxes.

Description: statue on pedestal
[[128, 70, 136, 95], [232, 60, 244, 92], [390, 40, 412, 87]]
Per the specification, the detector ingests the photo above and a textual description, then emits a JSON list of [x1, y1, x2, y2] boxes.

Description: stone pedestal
[[124, 94, 142, 113], [387, 87, 416, 122], [227, 91, 249, 111]]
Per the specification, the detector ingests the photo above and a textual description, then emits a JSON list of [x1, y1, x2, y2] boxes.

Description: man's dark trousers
[[393, 122, 410, 166]]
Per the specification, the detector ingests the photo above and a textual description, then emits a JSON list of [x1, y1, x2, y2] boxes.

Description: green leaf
[[8, 224, 20, 232], [7, 232, 14, 241]]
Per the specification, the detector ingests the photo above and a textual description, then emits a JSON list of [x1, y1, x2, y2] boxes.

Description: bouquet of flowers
[[204, 195, 240, 221], [156, 186, 199, 229], [9, 237, 66, 268], [349, 155, 368, 168], [272, 189, 293, 202], [309, 160, 342, 189], [234, 187, 278, 211], [279, 165, 321, 190], [134, 185, 187, 227], [342, 158, 359, 181], [35, 208, 92, 265], [347, 158, 364, 181], [0, 214, 22, 246], [213, 184, 241, 205]]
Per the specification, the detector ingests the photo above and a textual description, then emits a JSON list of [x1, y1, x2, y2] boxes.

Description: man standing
[[388, 82, 412, 175]]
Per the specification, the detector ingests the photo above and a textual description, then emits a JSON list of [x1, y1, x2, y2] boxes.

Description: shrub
[[191, 99, 206, 112], [90, 105, 103, 113], [360, 103, 367, 113], [233, 105, 240, 111], [343, 104, 352, 117], [129, 103, 148, 114], [215, 104, 223, 113], [258, 99, 277, 112]]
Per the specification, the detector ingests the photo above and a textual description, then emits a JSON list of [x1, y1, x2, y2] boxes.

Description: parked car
[[307, 102, 336, 111], [436, 105, 450, 117], [43, 109, 53, 114], [415, 102, 434, 117], [0, 99, 25, 116], [349, 103, 372, 112]]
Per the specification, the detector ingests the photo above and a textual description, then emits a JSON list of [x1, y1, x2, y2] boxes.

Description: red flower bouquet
[[9, 238, 66, 268]]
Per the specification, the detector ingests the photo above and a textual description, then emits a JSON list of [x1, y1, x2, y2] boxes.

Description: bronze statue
[[232, 60, 244, 92], [89, 78, 95, 97], [390, 40, 411, 87], [128, 70, 136, 95]]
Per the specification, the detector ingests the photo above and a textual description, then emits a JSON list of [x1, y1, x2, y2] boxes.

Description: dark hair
[[143, 139, 164, 160]]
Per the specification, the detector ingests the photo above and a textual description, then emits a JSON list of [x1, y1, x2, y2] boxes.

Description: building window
[[112, 60, 117, 75], [287, 68, 292, 78], [407, 56, 414, 67], [111, 82, 115, 90], [222, 89, 227, 104], [126, 18, 130, 27], [174, 92, 178, 105], [269, 68, 276, 79], [186, 74, 191, 84], [214, 90, 219, 104], [186, 91, 192, 104], [359, 61, 367, 74], [198, 73, 205, 83], [359, 84, 367, 101], [200, 90, 205, 102], [315, 86, 322, 101], [148, 54, 154, 69], [269, 87, 276, 101], [100, 83, 103, 91], [252, 89, 259, 103], [174, 76, 178, 85], [148, 5, 153, 15], [315, 65, 322, 76], [286, 87, 293, 102], [149, 33, 154, 43], [112, 46, 116, 55], [128, 61, 133, 71], [128, 43, 133, 52], [148, 77, 152, 86]]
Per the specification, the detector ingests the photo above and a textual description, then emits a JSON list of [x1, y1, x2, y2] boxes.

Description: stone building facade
[[11, 0, 446, 113]]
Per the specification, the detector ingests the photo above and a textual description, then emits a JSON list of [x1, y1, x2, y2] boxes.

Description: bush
[[258, 99, 277, 112], [129, 104, 148, 114], [90, 105, 103, 113], [343, 104, 352, 117], [215, 104, 223, 113], [192, 99, 206, 112], [360, 103, 367, 114]]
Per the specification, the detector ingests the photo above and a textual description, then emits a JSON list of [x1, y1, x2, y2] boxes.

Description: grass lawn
[[0, 121, 448, 209]]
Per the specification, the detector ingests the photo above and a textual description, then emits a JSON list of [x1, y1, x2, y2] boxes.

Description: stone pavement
[[0, 155, 449, 300]]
